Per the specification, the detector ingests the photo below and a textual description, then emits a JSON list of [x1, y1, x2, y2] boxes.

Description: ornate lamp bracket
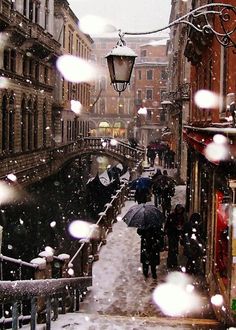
[[123, 3, 236, 48]]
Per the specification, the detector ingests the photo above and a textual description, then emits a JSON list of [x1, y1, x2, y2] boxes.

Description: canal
[[0, 154, 122, 277]]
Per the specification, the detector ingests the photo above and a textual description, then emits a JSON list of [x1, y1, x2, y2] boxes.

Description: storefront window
[[215, 190, 230, 288]]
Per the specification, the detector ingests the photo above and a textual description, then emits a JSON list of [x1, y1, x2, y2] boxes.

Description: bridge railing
[[0, 137, 144, 185]]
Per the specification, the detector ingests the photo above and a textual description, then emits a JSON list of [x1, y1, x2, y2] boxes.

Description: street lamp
[[106, 3, 236, 94], [105, 31, 137, 95]]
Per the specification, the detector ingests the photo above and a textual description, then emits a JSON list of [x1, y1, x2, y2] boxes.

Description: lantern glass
[[106, 43, 137, 93]]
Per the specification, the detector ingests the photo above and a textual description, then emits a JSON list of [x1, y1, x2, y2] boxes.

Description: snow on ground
[[27, 166, 218, 329]]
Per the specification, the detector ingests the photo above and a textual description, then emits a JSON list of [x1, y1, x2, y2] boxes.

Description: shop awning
[[183, 126, 236, 164]]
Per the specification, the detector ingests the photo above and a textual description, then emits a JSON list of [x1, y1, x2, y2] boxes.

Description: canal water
[[0, 154, 121, 275]]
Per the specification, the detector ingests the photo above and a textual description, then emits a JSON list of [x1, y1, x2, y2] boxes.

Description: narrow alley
[[47, 167, 222, 330]]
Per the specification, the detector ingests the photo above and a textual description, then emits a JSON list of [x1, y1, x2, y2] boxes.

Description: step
[[50, 311, 222, 329]]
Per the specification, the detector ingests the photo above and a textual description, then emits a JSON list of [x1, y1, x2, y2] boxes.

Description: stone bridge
[[0, 137, 145, 186]]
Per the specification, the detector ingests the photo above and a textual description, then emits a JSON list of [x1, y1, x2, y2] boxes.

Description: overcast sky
[[68, 0, 171, 37]]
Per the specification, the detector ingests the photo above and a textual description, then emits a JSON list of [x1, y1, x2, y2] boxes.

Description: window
[[68, 30, 73, 54], [35, 4, 40, 24], [33, 100, 38, 149], [44, 66, 48, 83], [147, 70, 153, 80], [45, 0, 49, 30], [63, 26, 66, 48], [141, 49, 147, 57], [137, 90, 142, 104], [43, 101, 47, 147], [27, 99, 33, 150], [147, 109, 152, 121], [23, 0, 27, 16], [29, 0, 33, 21], [138, 70, 142, 80], [21, 97, 27, 152], [35, 62, 39, 81], [1, 95, 7, 152], [9, 93, 15, 152], [161, 68, 168, 80], [3, 49, 16, 72], [146, 89, 153, 100]]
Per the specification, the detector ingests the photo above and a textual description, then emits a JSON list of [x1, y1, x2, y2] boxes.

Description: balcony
[[0, 0, 11, 30]]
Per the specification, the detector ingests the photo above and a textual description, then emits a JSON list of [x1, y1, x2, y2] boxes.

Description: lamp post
[[106, 3, 236, 94]]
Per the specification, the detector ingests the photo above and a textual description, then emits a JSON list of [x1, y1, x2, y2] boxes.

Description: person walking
[[182, 212, 205, 275], [152, 170, 175, 218], [164, 204, 186, 270], [137, 225, 164, 279], [152, 168, 162, 207]]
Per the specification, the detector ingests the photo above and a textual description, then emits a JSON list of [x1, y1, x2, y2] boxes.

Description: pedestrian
[[147, 145, 156, 167], [134, 187, 151, 204], [152, 170, 175, 218], [152, 169, 162, 207], [182, 212, 205, 275], [137, 226, 164, 279], [164, 204, 187, 270]]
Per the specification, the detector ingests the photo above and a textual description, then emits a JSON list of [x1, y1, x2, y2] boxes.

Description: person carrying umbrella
[[123, 203, 164, 279]]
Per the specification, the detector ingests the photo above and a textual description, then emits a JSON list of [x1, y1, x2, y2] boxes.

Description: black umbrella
[[123, 204, 164, 229]]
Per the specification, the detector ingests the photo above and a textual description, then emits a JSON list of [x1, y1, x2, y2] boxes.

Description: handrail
[[0, 276, 92, 301], [0, 254, 38, 269], [69, 182, 128, 265]]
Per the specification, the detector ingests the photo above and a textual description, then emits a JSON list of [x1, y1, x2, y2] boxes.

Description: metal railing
[[0, 138, 145, 186], [0, 172, 143, 329]]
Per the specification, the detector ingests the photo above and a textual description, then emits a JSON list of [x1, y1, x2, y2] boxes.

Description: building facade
[[0, 0, 60, 157], [133, 41, 168, 147], [54, 0, 93, 144], [167, 0, 236, 324]]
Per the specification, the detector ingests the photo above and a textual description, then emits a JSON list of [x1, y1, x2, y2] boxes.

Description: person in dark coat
[[134, 187, 151, 204], [137, 226, 164, 279], [164, 204, 186, 269], [152, 169, 162, 207], [182, 213, 205, 275]]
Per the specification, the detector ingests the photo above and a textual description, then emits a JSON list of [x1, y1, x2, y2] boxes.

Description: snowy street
[[48, 167, 221, 330]]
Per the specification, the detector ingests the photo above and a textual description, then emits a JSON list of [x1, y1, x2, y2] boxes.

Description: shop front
[[184, 126, 236, 324]]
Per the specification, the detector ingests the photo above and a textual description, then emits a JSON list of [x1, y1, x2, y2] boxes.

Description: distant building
[[89, 36, 168, 143], [133, 40, 168, 146]]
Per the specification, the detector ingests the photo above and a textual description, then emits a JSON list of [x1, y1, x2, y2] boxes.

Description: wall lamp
[[106, 3, 236, 94]]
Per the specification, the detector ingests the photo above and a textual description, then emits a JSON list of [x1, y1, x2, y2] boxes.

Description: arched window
[[9, 92, 15, 152], [27, 98, 33, 150], [1, 95, 8, 152], [33, 99, 38, 149], [43, 101, 47, 147], [21, 97, 27, 151]]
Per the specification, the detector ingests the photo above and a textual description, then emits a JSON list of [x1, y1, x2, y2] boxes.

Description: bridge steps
[[50, 312, 221, 329]]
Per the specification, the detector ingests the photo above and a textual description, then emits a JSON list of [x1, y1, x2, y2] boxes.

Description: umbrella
[[123, 204, 164, 229], [129, 177, 152, 190]]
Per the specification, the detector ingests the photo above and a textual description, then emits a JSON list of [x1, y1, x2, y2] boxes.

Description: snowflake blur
[[56, 55, 104, 83], [68, 220, 100, 240], [204, 134, 229, 162], [152, 272, 202, 316], [194, 89, 221, 109]]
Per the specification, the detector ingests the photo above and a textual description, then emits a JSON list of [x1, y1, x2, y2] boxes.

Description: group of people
[[146, 142, 176, 168], [132, 168, 205, 279]]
